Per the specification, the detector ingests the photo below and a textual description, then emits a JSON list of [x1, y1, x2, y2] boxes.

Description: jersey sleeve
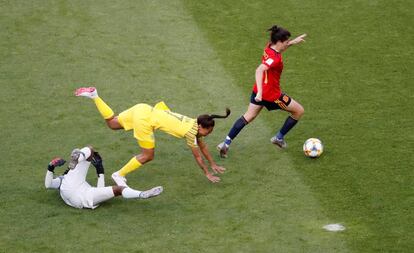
[[263, 53, 280, 68], [184, 121, 199, 148], [45, 171, 63, 189], [185, 133, 198, 148]]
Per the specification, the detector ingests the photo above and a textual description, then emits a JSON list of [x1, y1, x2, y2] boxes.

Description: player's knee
[[137, 153, 154, 163], [144, 153, 154, 162], [113, 186, 125, 196], [106, 117, 122, 130], [293, 104, 304, 119], [298, 105, 304, 117], [106, 120, 117, 130]]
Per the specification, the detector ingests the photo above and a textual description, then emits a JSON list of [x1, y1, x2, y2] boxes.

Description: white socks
[[121, 187, 142, 199]]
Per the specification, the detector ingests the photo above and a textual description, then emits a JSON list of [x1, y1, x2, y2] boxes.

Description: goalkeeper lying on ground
[[45, 146, 162, 209]]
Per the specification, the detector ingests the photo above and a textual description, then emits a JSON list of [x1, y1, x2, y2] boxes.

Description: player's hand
[[288, 34, 307, 45], [211, 164, 226, 174], [48, 157, 66, 172], [254, 93, 262, 102], [206, 173, 221, 183], [91, 151, 105, 174], [91, 151, 103, 167]]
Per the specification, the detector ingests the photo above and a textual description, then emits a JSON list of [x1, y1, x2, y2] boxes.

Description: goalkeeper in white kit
[[45, 146, 163, 209]]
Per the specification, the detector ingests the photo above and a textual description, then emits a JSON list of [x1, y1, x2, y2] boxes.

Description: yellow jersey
[[118, 102, 199, 148]]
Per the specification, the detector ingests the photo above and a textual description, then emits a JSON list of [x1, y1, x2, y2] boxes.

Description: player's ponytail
[[197, 108, 231, 128], [268, 25, 279, 33], [268, 25, 291, 44], [210, 108, 231, 119]]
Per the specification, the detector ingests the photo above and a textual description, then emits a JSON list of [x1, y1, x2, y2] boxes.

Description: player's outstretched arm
[[45, 158, 66, 189], [190, 146, 221, 183], [288, 34, 307, 46], [198, 139, 225, 175]]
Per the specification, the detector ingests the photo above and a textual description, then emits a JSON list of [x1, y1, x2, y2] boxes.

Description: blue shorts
[[250, 92, 292, 111]]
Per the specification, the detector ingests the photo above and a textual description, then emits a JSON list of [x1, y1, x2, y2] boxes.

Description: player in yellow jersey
[[75, 87, 230, 186]]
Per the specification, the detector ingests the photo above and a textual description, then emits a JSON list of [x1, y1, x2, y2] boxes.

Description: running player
[[45, 146, 163, 209], [75, 87, 230, 185], [217, 25, 306, 157]]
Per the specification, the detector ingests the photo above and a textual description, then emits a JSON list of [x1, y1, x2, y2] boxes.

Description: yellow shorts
[[118, 104, 155, 149]]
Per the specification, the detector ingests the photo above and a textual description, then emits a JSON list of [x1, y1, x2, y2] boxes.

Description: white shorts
[[60, 186, 114, 209]]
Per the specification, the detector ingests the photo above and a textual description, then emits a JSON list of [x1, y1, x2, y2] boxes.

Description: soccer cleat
[[75, 87, 98, 99], [111, 172, 128, 187], [68, 149, 82, 170], [139, 186, 163, 199], [270, 136, 287, 149], [217, 142, 229, 158]]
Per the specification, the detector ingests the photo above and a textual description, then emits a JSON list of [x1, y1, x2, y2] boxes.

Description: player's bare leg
[[105, 116, 123, 130]]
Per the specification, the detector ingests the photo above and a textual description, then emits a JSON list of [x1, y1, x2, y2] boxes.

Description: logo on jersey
[[283, 95, 289, 103], [265, 58, 274, 66]]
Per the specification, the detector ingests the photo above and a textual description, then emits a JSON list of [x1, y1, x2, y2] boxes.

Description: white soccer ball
[[303, 138, 323, 158]]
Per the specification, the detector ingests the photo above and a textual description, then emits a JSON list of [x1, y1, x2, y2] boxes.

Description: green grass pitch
[[0, 0, 413, 252]]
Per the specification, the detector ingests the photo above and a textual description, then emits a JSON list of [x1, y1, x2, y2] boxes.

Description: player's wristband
[[95, 164, 104, 175], [47, 164, 55, 172]]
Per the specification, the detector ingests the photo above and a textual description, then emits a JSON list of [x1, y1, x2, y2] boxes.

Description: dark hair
[[268, 25, 291, 44], [197, 108, 231, 128]]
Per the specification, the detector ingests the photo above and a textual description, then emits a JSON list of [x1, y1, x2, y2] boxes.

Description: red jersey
[[253, 44, 283, 101]]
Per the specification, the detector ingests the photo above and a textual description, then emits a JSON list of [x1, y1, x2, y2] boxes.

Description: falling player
[[75, 87, 230, 185]]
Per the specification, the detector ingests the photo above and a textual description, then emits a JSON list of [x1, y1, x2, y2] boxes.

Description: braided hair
[[197, 108, 231, 128], [268, 25, 291, 44]]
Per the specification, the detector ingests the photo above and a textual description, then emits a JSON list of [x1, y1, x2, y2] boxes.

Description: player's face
[[276, 40, 289, 52], [198, 126, 214, 136]]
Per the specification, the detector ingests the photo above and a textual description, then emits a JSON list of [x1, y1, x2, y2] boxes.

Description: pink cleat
[[75, 87, 98, 99]]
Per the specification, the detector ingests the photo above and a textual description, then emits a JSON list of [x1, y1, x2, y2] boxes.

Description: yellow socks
[[93, 97, 114, 119], [118, 157, 142, 177]]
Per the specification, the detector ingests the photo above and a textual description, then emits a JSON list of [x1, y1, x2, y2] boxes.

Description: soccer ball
[[303, 138, 323, 158]]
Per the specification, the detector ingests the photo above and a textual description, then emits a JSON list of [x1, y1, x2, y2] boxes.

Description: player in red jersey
[[217, 25, 306, 157]]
